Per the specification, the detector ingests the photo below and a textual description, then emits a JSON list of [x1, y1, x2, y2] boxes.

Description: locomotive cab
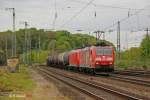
[[94, 46, 114, 72]]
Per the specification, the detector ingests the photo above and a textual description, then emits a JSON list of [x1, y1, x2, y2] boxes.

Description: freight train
[[47, 46, 115, 74]]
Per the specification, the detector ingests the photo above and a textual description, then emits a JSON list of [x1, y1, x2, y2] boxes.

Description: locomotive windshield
[[96, 48, 112, 55]]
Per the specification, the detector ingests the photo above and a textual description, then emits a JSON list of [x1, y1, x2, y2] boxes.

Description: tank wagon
[[47, 46, 114, 74]]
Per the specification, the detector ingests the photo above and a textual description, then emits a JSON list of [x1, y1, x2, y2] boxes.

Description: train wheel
[[92, 68, 96, 75], [77, 67, 80, 72], [66, 66, 69, 70]]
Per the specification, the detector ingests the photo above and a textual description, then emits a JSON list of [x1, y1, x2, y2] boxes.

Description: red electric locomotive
[[90, 46, 114, 72], [69, 46, 114, 73], [69, 49, 80, 69]]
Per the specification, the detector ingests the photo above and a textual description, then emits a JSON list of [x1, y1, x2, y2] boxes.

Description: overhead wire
[[59, 0, 149, 36], [59, 0, 95, 28], [103, 4, 150, 31], [66, 0, 143, 10], [60, 0, 145, 31]]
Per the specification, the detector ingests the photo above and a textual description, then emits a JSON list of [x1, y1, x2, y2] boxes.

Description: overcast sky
[[0, 0, 150, 49]]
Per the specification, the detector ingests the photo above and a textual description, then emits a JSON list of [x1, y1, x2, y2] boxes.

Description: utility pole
[[117, 21, 121, 61], [36, 42, 38, 63], [145, 28, 149, 36], [125, 32, 128, 50], [25, 22, 28, 64], [144, 28, 150, 67], [38, 32, 41, 64], [28, 30, 32, 65], [5, 8, 16, 57], [20, 21, 28, 64], [13, 8, 16, 57], [5, 36, 8, 65], [27, 28, 29, 65]]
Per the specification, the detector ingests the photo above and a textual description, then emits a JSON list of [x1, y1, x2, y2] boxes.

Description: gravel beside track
[[36, 66, 149, 100]]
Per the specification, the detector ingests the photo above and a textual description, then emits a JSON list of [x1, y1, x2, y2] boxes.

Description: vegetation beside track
[[20, 50, 49, 64], [116, 36, 150, 70], [0, 65, 35, 92]]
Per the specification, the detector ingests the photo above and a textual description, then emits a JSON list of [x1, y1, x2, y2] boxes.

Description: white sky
[[0, 0, 150, 50]]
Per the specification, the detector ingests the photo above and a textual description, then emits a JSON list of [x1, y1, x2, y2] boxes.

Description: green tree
[[140, 36, 150, 58]]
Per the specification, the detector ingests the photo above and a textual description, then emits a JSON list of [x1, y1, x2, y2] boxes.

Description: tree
[[96, 40, 115, 48], [140, 36, 150, 58]]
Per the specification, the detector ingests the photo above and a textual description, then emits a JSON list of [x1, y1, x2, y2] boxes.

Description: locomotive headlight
[[96, 62, 99, 64], [95, 58, 101, 61], [107, 57, 112, 61]]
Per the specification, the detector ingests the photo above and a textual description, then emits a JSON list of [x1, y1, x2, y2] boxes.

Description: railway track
[[109, 74, 150, 87], [35, 66, 148, 100], [110, 70, 150, 87], [39, 64, 150, 87], [36, 67, 104, 100], [114, 70, 150, 77]]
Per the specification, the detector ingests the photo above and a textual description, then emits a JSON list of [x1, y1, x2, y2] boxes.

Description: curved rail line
[[35, 66, 148, 100]]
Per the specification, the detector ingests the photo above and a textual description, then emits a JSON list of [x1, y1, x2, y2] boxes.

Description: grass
[[0, 64, 35, 100]]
